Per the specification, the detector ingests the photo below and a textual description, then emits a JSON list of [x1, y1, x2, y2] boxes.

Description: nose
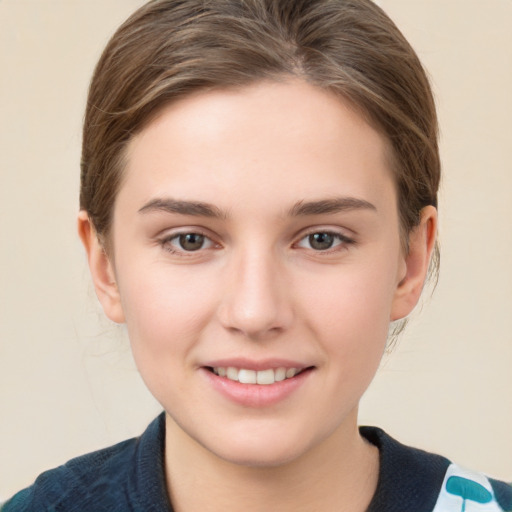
[[217, 249, 294, 340]]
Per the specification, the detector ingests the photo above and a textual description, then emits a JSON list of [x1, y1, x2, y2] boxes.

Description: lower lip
[[202, 368, 313, 408]]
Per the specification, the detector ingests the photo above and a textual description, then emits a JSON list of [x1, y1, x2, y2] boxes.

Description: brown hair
[[81, 0, 440, 265]]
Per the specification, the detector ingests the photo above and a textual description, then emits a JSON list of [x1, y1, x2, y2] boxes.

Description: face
[[83, 80, 433, 467]]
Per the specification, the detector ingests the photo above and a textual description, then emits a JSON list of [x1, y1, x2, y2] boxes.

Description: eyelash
[[295, 230, 355, 253], [159, 230, 216, 255], [158, 229, 355, 256]]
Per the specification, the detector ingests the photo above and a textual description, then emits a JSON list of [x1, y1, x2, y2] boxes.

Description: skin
[[79, 79, 437, 511]]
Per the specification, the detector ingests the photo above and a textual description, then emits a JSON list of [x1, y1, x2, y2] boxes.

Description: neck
[[164, 411, 379, 512]]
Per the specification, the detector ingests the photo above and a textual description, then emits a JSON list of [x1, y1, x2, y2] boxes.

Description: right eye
[[161, 232, 216, 254]]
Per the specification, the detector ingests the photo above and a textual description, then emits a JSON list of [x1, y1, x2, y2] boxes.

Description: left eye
[[297, 232, 350, 251], [165, 232, 215, 252]]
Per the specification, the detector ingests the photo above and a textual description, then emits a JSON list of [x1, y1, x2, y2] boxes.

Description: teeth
[[274, 367, 286, 382], [238, 369, 257, 384], [256, 369, 275, 385], [226, 367, 239, 381], [285, 368, 297, 379], [212, 366, 301, 385]]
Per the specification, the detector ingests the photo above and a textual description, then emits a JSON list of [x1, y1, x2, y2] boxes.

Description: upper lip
[[201, 358, 312, 371]]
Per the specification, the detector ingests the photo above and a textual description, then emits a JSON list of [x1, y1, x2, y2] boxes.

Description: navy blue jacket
[[2, 414, 511, 511]]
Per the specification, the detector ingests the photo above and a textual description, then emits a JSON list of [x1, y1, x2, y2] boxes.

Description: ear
[[77, 211, 125, 324], [391, 205, 438, 321]]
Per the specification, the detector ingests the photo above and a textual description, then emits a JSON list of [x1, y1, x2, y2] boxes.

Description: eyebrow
[[138, 196, 376, 219], [138, 198, 227, 219], [288, 197, 377, 216]]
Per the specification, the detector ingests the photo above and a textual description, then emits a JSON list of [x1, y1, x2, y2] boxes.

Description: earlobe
[[391, 206, 438, 321], [77, 211, 125, 324]]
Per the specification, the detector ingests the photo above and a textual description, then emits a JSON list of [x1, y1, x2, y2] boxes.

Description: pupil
[[179, 233, 204, 251], [309, 233, 334, 250]]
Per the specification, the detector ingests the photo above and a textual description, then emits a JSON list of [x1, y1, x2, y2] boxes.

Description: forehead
[[120, 79, 395, 217]]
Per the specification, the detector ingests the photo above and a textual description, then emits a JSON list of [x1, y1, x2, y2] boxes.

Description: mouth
[[202, 362, 315, 407], [205, 366, 312, 385]]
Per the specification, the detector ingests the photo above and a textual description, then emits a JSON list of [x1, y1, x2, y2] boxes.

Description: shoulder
[[1, 414, 171, 512], [432, 464, 512, 512], [362, 426, 512, 512], [1, 438, 137, 512]]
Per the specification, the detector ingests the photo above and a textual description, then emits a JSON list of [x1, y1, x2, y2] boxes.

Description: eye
[[296, 231, 354, 251], [162, 232, 216, 253]]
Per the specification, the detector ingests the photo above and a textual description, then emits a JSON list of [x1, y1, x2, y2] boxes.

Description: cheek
[[301, 261, 397, 336], [114, 262, 221, 409], [296, 255, 399, 372], [290, 267, 394, 434], [115, 260, 218, 356]]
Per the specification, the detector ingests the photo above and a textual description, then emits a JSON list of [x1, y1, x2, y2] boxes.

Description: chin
[[195, 421, 323, 469], [212, 440, 307, 469]]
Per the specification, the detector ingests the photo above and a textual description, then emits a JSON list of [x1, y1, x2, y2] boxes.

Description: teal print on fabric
[[446, 476, 493, 512]]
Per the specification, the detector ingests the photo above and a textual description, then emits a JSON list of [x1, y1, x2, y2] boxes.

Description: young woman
[[2, 1, 511, 511]]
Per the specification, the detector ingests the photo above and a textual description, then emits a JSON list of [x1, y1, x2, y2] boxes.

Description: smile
[[203, 363, 314, 407], [211, 367, 302, 385]]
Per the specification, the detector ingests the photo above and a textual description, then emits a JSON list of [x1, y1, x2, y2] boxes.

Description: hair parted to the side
[[80, 0, 440, 273]]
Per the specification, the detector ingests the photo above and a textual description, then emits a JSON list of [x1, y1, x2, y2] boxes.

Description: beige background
[[0, 0, 511, 500]]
